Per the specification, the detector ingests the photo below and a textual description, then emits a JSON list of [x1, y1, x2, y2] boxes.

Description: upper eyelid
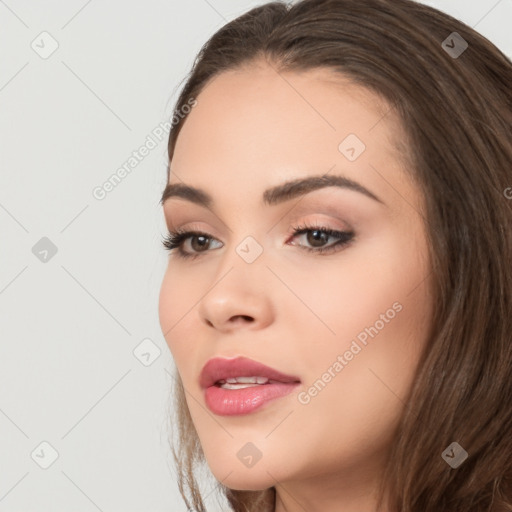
[[164, 199, 357, 224], [167, 212, 352, 234]]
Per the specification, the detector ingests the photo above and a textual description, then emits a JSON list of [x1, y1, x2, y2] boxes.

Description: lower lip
[[204, 382, 300, 416]]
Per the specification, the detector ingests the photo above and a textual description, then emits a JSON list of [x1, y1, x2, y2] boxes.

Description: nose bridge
[[234, 232, 266, 266], [215, 207, 270, 269], [213, 230, 269, 290], [196, 228, 275, 330]]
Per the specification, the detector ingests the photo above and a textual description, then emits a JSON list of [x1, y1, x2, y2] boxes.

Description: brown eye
[[162, 230, 222, 259], [289, 225, 355, 255], [188, 234, 212, 252]]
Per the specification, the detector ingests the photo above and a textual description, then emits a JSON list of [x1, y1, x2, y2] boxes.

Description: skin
[[159, 59, 434, 512]]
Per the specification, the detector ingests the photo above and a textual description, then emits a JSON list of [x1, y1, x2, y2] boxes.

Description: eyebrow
[[160, 174, 384, 208]]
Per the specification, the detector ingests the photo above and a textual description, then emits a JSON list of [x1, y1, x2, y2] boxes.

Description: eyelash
[[161, 223, 355, 260]]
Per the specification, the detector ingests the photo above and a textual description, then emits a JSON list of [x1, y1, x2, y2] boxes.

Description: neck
[[272, 465, 389, 512]]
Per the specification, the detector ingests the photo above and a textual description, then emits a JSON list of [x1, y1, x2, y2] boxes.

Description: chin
[[215, 470, 275, 492], [203, 454, 281, 491]]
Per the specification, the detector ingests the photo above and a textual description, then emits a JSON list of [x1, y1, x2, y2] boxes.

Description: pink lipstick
[[200, 356, 301, 416]]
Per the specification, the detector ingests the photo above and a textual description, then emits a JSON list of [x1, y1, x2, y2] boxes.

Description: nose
[[197, 262, 275, 333]]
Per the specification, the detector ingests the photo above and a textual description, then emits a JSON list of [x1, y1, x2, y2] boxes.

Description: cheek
[[158, 268, 190, 356], [279, 225, 431, 353], [158, 266, 207, 379], [291, 227, 431, 405], [158, 271, 174, 346]]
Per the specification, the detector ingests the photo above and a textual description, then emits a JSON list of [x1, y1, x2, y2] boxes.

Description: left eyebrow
[[160, 173, 384, 207]]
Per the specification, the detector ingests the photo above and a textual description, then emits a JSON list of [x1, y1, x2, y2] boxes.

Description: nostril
[[233, 315, 253, 322]]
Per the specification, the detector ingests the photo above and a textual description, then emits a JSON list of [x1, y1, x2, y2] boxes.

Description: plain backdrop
[[0, 1, 510, 511]]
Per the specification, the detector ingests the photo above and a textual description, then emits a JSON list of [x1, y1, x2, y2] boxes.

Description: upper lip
[[199, 356, 301, 389]]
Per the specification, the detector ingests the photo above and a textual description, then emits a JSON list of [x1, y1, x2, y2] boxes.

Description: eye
[[161, 224, 355, 259], [287, 223, 355, 255], [161, 228, 221, 260]]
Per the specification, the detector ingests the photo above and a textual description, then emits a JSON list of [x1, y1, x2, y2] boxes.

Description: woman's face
[[159, 62, 433, 498]]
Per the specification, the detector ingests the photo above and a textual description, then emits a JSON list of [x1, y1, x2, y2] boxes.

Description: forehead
[[179, 65, 390, 139]]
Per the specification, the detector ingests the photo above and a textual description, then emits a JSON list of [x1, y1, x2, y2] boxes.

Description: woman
[[158, 0, 512, 510]]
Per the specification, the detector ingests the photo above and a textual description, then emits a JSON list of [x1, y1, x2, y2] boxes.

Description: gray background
[[0, 1, 510, 511]]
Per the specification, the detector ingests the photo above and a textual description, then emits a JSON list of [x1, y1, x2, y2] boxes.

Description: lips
[[199, 356, 301, 416], [199, 356, 301, 389]]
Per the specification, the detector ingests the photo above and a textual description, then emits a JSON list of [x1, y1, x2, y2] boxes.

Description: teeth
[[217, 376, 273, 389], [220, 383, 260, 390], [218, 376, 270, 385]]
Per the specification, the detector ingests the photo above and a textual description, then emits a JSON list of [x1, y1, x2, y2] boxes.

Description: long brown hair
[[164, 0, 512, 510]]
